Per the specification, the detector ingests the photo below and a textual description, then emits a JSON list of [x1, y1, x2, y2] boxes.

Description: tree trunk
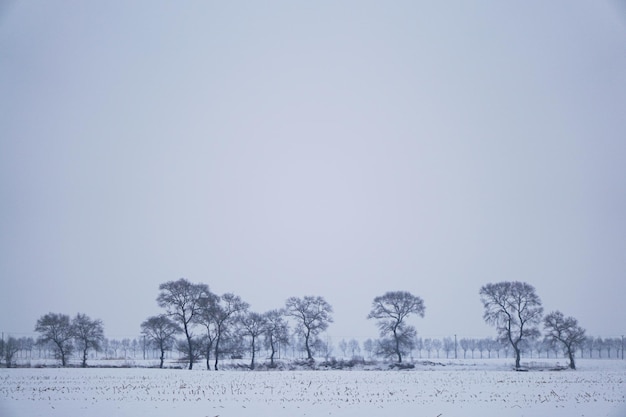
[[82, 347, 88, 367], [159, 345, 165, 369], [269, 336, 276, 367], [214, 335, 221, 370], [567, 346, 576, 369], [393, 328, 402, 363], [514, 345, 521, 369], [206, 343, 211, 370], [305, 328, 312, 360], [183, 322, 193, 370], [250, 336, 256, 370]]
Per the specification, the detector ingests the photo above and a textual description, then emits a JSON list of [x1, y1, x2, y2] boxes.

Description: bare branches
[[367, 291, 425, 363], [141, 315, 181, 368], [285, 296, 333, 360], [157, 278, 212, 370], [543, 311, 586, 369], [34, 313, 74, 366], [72, 313, 105, 368], [479, 281, 543, 369]]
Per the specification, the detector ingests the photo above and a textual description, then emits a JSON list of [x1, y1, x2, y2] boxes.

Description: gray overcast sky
[[1, 1, 625, 343]]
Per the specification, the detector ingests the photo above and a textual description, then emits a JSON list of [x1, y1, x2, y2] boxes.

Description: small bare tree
[[543, 311, 586, 369], [34, 313, 74, 366], [338, 339, 348, 358], [480, 281, 543, 369], [348, 339, 361, 358], [141, 315, 181, 368], [3, 337, 20, 368], [367, 291, 425, 363], [459, 338, 470, 359], [285, 296, 333, 360], [443, 337, 455, 359]]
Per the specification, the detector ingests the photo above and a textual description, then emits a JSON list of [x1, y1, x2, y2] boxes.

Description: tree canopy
[[285, 296, 333, 360], [367, 291, 425, 363], [479, 281, 543, 369]]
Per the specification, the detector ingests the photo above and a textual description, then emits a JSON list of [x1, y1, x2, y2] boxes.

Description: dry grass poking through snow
[[1, 359, 625, 417]]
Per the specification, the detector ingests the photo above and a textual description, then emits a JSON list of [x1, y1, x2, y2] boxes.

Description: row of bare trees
[[479, 281, 590, 369], [3, 330, 623, 369], [144, 278, 334, 370], [26, 313, 105, 367], [358, 335, 624, 362], [12, 280, 621, 370]]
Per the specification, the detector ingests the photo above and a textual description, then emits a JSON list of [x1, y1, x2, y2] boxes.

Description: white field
[[1, 359, 625, 417]]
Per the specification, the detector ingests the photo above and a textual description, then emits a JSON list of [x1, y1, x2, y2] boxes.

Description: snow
[[1, 359, 625, 417]]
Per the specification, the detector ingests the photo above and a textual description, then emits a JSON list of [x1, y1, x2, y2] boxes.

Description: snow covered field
[[1, 359, 625, 417]]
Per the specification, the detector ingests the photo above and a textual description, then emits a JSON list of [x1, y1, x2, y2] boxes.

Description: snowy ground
[[1, 359, 624, 417]]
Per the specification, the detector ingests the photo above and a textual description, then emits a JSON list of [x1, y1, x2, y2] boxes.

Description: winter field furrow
[[1, 361, 625, 417]]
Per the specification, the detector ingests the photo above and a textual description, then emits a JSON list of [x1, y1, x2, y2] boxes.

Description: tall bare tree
[[367, 291, 425, 363], [263, 309, 290, 367], [479, 281, 543, 369], [543, 311, 586, 369], [34, 313, 74, 366], [240, 312, 267, 369], [285, 296, 333, 360], [72, 313, 105, 367], [211, 293, 249, 370], [141, 315, 181, 368], [157, 278, 211, 370], [193, 291, 220, 370]]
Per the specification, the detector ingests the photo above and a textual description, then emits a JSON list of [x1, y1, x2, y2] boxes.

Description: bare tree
[[141, 315, 181, 368], [367, 291, 425, 363], [212, 293, 249, 370], [363, 338, 374, 359], [285, 296, 333, 360], [595, 337, 604, 358], [157, 278, 211, 370], [72, 313, 105, 367], [109, 339, 121, 358], [193, 291, 220, 370], [476, 338, 486, 359], [338, 339, 348, 358], [3, 337, 20, 368], [468, 338, 478, 358], [543, 311, 586, 369], [348, 339, 361, 358], [34, 313, 74, 366], [459, 338, 470, 359], [414, 337, 424, 358], [432, 338, 443, 358], [423, 338, 433, 358], [479, 281, 543, 369], [240, 312, 267, 369], [443, 337, 455, 359], [263, 309, 290, 367], [121, 339, 130, 359]]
